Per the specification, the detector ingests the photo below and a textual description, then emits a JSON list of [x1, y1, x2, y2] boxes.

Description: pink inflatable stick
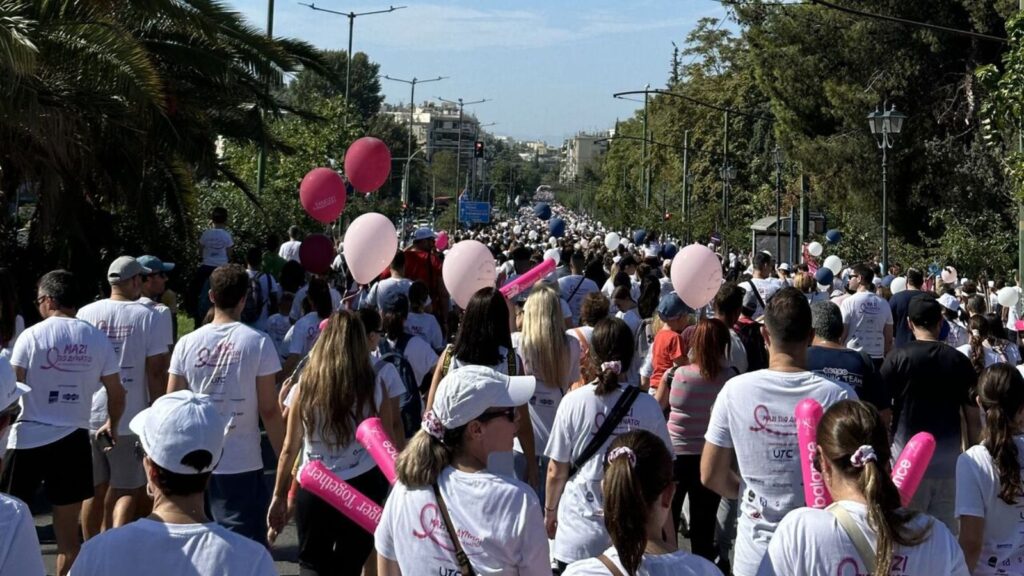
[[891, 432, 935, 507], [298, 460, 382, 534], [795, 398, 831, 509], [356, 417, 399, 485], [500, 258, 556, 300]]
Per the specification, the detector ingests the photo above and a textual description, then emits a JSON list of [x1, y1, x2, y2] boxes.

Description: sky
[[227, 0, 728, 145]]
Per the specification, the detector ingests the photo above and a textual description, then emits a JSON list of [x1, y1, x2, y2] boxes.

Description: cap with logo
[[136, 255, 175, 274], [107, 256, 152, 284], [432, 366, 535, 431], [129, 390, 227, 474]]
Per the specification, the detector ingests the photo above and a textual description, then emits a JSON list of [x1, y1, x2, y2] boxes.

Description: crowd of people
[[1, 201, 1024, 576]]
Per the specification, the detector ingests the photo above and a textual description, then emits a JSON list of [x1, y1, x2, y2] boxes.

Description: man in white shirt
[[840, 263, 894, 367], [77, 256, 168, 535], [168, 264, 284, 546], [137, 255, 176, 351], [0, 357, 45, 576], [1, 270, 125, 576], [557, 252, 599, 326], [364, 250, 412, 311], [702, 287, 856, 576], [278, 225, 303, 262], [741, 252, 786, 320]]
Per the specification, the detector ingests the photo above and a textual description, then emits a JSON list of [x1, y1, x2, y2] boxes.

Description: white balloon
[[824, 255, 843, 275], [528, 230, 539, 241], [513, 225, 522, 234], [998, 286, 1020, 308], [605, 232, 621, 251], [890, 277, 907, 294], [808, 241, 823, 257]]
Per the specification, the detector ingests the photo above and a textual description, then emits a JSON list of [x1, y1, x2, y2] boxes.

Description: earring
[[145, 482, 155, 499]]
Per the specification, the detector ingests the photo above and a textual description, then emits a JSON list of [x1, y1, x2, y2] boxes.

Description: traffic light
[[473, 140, 484, 158]]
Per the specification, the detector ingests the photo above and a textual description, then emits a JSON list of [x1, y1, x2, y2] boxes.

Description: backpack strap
[[827, 503, 876, 574], [747, 280, 767, 313], [433, 482, 476, 576], [597, 554, 626, 576], [569, 385, 641, 479]]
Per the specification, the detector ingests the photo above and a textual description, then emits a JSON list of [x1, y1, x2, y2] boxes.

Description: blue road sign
[[459, 201, 491, 224]]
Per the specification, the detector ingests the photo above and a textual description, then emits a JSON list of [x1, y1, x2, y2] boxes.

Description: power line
[[808, 0, 1007, 44]]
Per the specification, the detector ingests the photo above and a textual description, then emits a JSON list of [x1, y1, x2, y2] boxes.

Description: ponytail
[[394, 426, 466, 487], [968, 315, 988, 375], [978, 364, 1024, 504], [602, 431, 673, 576], [590, 317, 635, 396], [817, 401, 931, 571]]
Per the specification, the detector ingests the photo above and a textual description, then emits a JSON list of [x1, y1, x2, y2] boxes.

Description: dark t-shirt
[[889, 289, 924, 348], [881, 340, 977, 479], [807, 345, 888, 410]]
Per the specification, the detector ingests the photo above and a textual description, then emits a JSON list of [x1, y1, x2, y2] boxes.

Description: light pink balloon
[[435, 231, 449, 251], [443, 240, 496, 308], [670, 244, 723, 309], [344, 212, 397, 284], [941, 266, 958, 285]]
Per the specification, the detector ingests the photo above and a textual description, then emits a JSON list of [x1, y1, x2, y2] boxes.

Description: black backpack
[[241, 272, 276, 325], [375, 333, 422, 439], [736, 319, 769, 372]]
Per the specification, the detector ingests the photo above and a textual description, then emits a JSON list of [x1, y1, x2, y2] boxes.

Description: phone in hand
[[95, 431, 114, 451]]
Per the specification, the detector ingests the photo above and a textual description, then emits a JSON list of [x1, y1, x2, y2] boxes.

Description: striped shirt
[[668, 365, 730, 455]]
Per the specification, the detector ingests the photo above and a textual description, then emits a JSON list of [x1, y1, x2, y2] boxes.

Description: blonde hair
[[521, 284, 570, 388], [396, 426, 467, 487], [298, 310, 378, 449]]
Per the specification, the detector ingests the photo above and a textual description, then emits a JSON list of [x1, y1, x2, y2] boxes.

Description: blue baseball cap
[[656, 293, 694, 320], [137, 255, 175, 273]]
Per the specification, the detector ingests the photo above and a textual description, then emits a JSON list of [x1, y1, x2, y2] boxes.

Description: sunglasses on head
[[477, 407, 516, 423]]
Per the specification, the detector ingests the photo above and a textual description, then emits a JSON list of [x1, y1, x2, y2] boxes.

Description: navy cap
[[656, 293, 694, 320], [814, 267, 834, 286], [379, 291, 409, 315]]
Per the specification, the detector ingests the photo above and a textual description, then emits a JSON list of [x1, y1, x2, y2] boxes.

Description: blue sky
[[227, 0, 727, 144]]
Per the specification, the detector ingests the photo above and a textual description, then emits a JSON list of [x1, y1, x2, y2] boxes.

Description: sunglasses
[[477, 407, 517, 423]]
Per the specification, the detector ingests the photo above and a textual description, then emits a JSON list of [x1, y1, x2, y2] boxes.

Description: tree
[[283, 50, 384, 120]]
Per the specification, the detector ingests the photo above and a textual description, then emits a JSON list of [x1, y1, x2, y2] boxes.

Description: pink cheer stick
[[891, 432, 935, 507], [795, 398, 831, 509], [500, 258, 556, 300], [356, 417, 398, 485], [298, 460, 382, 533]]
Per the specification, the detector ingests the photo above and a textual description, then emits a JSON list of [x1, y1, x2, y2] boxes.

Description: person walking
[[840, 264, 893, 369]]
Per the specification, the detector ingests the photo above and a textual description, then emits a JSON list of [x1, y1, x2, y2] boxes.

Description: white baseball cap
[[129, 390, 227, 474], [432, 366, 535, 431], [0, 356, 29, 410], [938, 293, 961, 312]]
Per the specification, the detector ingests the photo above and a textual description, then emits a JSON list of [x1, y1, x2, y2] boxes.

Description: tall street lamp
[[720, 164, 736, 257], [867, 104, 906, 275], [301, 3, 406, 120], [773, 145, 783, 262], [438, 96, 488, 230], [255, 0, 276, 200]]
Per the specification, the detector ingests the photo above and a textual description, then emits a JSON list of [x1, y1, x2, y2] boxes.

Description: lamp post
[[438, 96, 489, 231], [867, 104, 906, 275], [720, 163, 736, 257], [300, 3, 406, 120], [255, 0, 275, 200], [383, 75, 446, 238], [773, 145, 783, 261]]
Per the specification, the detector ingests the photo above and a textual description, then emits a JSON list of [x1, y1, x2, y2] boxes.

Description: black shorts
[[1, 428, 94, 507]]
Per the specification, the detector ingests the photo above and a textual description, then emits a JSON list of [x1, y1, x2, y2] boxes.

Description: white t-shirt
[[300, 383, 384, 480], [375, 467, 550, 574], [405, 312, 444, 352], [290, 284, 343, 321], [1007, 288, 1024, 333], [839, 291, 893, 359], [601, 278, 641, 306], [757, 501, 967, 576], [69, 518, 276, 576], [383, 334, 437, 385], [168, 321, 281, 474], [729, 329, 749, 374], [704, 369, 856, 576], [558, 275, 600, 325], [138, 297, 174, 352], [616, 308, 642, 336], [565, 547, 720, 576], [265, 313, 291, 360], [743, 278, 785, 319], [515, 335, 581, 454], [284, 312, 322, 358], [544, 383, 672, 563], [78, 299, 166, 434], [956, 344, 1002, 368], [365, 278, 412, 311], [279, 239, 302, 262], [9, 316, 120, 449], [955, 438, 1024, 575], [0, 493, 45, 576], [0, 314, 24, 358], [199, 228, 233, 267]]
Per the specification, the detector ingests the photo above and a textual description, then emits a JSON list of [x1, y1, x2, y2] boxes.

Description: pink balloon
[[442, 240, 496, 308], [435, 231, 449, 251], [299, 168, 346, 223], [344, 137, 392, 193], [670, 244, 723, 309], [299, 234, 335, 275], [795, 399, 831, 509], [356, 417, 398, 485], [941, 266, 958, 285], [344, 212, 397, 284], [892, 432, 935, 507], [298, 460, 381, 534]]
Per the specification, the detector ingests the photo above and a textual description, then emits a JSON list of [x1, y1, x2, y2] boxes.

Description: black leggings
[[295, 466, 390, 576], [671, 453, 721, 562]]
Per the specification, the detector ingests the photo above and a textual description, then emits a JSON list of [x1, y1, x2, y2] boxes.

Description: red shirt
[[404, 247, 444, 299], [650, 327, 686, 388]]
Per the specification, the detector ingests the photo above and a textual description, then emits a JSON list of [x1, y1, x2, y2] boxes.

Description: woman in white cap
[[563, 430, 721, 576], [758, 400, 966, 575], [70, 390, 275, 575], [375, 365, 550, 574], [544, 317, 672, 573], [0, 356, 44, 576]]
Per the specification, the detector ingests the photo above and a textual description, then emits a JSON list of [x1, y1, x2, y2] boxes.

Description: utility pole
[[722, 110, 730, 259], [439, 96, 488, 230], [642, 84, 650, 208], [255, 0, 275, 200], [682, 130, 690, 244]]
